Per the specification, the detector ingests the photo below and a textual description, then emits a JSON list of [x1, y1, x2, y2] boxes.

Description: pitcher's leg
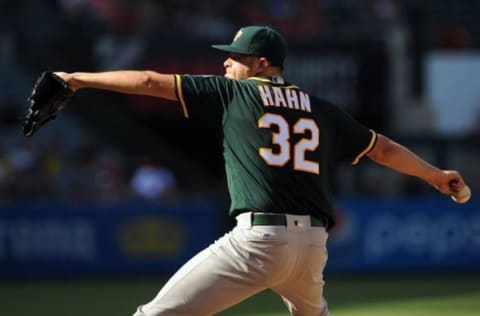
[[274, 270, 330, 316], [279, 293, 330, 316], [273, 228, 329, 316], [132, 231, 266, 316]]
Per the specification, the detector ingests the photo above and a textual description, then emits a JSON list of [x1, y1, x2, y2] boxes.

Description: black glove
[[23, 71, 74, 137]]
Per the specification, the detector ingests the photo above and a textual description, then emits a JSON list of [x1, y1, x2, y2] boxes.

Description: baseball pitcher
[[24, 25, 469, 315]]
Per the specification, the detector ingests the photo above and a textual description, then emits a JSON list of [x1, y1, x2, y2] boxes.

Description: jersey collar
[[248, 76, 298, 89], [248, 76, 284, 84]]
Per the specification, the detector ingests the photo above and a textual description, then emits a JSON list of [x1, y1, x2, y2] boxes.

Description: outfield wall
[[0, 198, 478, 278], [327, 197, 480, 273], [0, 199, 220, 278]]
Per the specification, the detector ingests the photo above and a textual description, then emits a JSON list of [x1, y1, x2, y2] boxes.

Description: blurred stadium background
[[1, 0, 479, 315]]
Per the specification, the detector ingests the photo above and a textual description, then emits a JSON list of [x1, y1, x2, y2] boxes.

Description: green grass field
[[1, 274, 479, 315]]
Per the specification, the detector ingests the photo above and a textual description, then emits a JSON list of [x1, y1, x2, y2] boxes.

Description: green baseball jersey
[[175, 74, 376, 228]]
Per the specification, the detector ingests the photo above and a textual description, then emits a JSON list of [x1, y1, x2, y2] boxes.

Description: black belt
[[251, 213, 327, 227]]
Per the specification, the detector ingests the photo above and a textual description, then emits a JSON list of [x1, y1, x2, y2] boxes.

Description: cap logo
[[233, 30, 243, 42]]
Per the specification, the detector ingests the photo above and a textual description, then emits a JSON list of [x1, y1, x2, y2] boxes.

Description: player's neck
[[257, 67, 283, 78]]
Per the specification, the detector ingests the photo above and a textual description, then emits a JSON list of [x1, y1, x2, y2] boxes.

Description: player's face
[[223, 53, 264, 79]]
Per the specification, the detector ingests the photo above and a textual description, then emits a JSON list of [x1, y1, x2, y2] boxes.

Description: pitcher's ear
[[258, 57, 271, 71]]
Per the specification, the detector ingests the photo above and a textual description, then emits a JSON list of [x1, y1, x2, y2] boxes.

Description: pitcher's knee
[[132, 304, 199, 316], [319, 304, 331, 316], [132, 305, 147, 316]]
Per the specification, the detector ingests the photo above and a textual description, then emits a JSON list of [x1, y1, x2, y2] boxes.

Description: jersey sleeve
[[330, 105, 377, 164], [174, 74, 232, 119]]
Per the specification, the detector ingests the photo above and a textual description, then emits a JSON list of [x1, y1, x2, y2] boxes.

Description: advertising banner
[[0, 200, 220, 278], [327, 197, 480, 273], [1, 198, 478, 277]]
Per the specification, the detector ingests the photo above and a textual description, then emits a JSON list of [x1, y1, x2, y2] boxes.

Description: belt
[[251, 213, 327, 227]]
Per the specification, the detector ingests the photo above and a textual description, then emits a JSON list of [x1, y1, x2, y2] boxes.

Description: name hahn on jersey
[[257, 85, 311, 113]]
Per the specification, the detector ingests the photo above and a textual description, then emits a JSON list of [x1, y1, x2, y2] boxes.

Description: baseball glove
[[22, 71, 74, 137]]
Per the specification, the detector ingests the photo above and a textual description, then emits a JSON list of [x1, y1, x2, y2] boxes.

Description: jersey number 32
[[258, 113, 319, 174]]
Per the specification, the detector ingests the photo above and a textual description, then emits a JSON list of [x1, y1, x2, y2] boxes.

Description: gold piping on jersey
[[248, 76, 298, 89], [175, 74, 189, 118], [352, 130, 377, 165]]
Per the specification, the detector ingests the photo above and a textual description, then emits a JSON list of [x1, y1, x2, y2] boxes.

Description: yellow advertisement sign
[[117, 215, 187, 259]]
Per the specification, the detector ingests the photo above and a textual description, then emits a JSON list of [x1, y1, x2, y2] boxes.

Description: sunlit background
[[1, 1, 479, 315]]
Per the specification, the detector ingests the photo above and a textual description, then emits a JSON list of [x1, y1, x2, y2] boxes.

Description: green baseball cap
[[212, 25, 288, 67]]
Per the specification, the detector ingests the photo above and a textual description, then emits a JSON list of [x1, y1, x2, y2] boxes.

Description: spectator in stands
[[436, 23, 471, 50], [130, 156, 178, 201], [59, 144, 101, 201], [93, 0, 147, 70]]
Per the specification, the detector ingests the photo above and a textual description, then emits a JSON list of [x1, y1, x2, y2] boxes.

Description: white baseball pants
[[133, 212, 330, 316]]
